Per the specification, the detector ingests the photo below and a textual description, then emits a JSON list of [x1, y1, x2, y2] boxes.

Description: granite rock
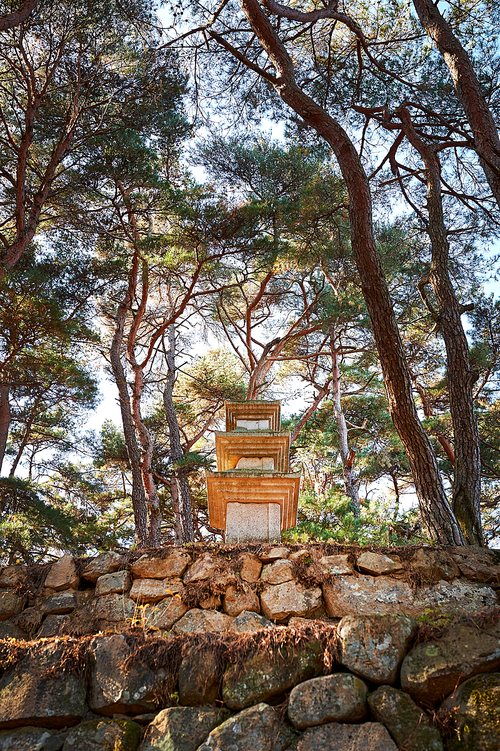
[[0, 565, 27, 589], [230, 611, 274, 633], [95, 571, 131, 597], [197, 703, 295, 751], [261, 559, 294, 584], [260, 581, 322, 621], [82, 552, 126, 583], [0, 726, 55, 750], [0, 591, 26, 622], [288, 673, 368, 729], [0, 640, 87, 729], [141, 707, 228, 751], [183, 554, 219, 584], [130, 579, 183, 604], [172, 609, 233, 634], [88, 634, 164, 715], [338, 614, 417, 684], [223, 639, 323, 709], [61, 719, 141, 751], [223, 584, 260, 617], [179, 646, 222, 706], [368, 685, 443, 751], [356, 552, 403, 576], [287, 722, 398, 751], [401, 622, 500, 706], [129, 551, 191, 580], [439, 672, 500, 751], [44, 555, 79, 592], [239, 553, 262, 582]]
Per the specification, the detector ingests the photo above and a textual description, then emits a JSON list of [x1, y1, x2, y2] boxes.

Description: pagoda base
[[226, 502, 281, 543]]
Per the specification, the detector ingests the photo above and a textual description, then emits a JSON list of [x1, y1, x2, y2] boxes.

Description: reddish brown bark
[[412, 0, 500, 208], [236, 0, 464, 543]]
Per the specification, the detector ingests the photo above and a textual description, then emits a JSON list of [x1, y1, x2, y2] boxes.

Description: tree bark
[[237, 0, 464, 544], [163, 324, 194, 542], [397, 108, 483, 545], [412, 0, 500, 209], [0, 0, 37, 31], [0, 384, 11, 475], [330, 327, 360, 516], [109, 276, 149, 547]]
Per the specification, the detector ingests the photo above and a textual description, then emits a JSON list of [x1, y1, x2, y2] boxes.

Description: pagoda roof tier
[[225, 401, 281, 432], [214, 430, 290, 472], [206, 470, 300, 531]]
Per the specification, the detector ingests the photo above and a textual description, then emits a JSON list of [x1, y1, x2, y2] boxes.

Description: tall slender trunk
[[130, 363, 162, 547], [9, 401, 37, 477], [110, 297, 149, 547], [0, 384, 11, 475], [163, 324, 194, 542], [238, 0, 464, 544], [397, 108, 483, 545], [330, 327, 360, 516], [412, 0, 500, 209]]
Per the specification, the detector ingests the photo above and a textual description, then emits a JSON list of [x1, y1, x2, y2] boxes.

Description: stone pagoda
[[206, 400, 300, 543]]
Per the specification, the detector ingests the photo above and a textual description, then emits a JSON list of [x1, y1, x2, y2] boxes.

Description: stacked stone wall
[[1, 544, 500, 749]]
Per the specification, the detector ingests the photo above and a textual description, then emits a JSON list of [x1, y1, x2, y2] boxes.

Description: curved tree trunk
[[412, 0, 500, 209], [110, 298, 149, 547], [397, 108, 483, 545], [163, 324, 194, 543], [237, 0, 464, 544], [0, 384, 11, 475], [330, 327, 360, 516]]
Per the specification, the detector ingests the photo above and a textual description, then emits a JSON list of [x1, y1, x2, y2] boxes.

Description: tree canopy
[[0, 0, 499, 559]]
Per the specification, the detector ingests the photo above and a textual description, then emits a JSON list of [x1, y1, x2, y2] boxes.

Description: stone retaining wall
[[0, 544, 500, 750]]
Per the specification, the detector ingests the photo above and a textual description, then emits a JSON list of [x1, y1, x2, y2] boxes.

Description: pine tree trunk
[[412, 0, 500, 210], [397, 108, 483, 545], [238, 0, 464, 544], [330, 328, 360, 516], [163, 324, 194, 542], [0, 384, 10, 475], [110, 301, 149, 547]]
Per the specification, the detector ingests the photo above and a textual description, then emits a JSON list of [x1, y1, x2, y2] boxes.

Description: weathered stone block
[[230, 611, 273, 633], [62, 718, 141, 751], [199, 703, 295, 751], [439, 672, 500, 751], [239, 553, 262, 583], [44, 555, 79, 592], [42, 592, 77, 615], [129, 551, 191, 580], [323, 575, 496, 619], [368, 685, 443, 751], [183, 554, 219, 584], [0, 565, 27, 589], [410, 549, 460, 582], [223, 583, 259, 617], [0, 591, 26, 622], [260, 581, 322, 621], [356, 552, 403, 576], [172, 609, 233, 634], [145, 596, 188, 631], [0, 726, 55, 750], [89, 594, 134, 623], [319, 554, 353, 576], [401, 622, 500, 706], [0, 641, 87, 729], [226, 502, 281, 544], [179, 646, 222, 706], [222, 639, 323, 709], [287, 722, 398, 751], [338, 614, 417, 684], [141, 706, 228, 751], [82, 552, 126, 583], [259, 547, 290, 563], [129, 578, 183, 604], [261, 559, 294, 584], [88, 634, 164, 715], [288, 674, 368, 729], [95, 570, 131, 597]]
